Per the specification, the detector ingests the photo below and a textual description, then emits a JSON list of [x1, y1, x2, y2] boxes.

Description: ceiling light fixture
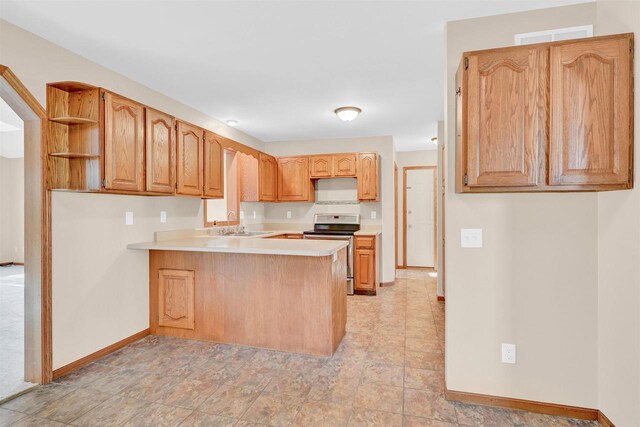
[[334, 106, 362, 122], [226, 120, 238, 127]]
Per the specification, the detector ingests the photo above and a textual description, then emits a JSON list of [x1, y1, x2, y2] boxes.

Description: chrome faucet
[[227, 210, 237, 224]]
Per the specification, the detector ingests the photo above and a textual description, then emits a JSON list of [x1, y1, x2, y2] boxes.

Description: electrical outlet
[[253, 211, 257, 219], [240, 211, 245, 220], [125, 211, 134, 225], [461, 228, 482, 248], [501, 343, 516, 364], [160, 211, 167, 223], [371, 211, 377, 220], [286, 211, 292, 219]]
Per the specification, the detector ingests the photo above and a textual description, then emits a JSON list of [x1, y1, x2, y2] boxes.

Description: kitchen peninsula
[[128, 231, 347, 356]]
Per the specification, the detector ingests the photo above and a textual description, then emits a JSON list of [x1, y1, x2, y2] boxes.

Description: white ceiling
[[0, 0, 590, 151], [0, 97, 23, 158]]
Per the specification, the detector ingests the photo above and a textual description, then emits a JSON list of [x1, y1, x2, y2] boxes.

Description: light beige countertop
[[354, 225, 382, 236], [127, 230, 347, 257]]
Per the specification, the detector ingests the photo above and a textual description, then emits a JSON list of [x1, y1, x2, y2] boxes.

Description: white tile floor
[[0, 265, 36, 402]]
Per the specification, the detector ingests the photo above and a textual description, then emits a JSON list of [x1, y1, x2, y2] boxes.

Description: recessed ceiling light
[[0, 121, 20, 132], [226, 120, 238, 127], [334, 106, 362, 122]]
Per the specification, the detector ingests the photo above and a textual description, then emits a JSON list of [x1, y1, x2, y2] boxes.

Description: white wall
[[445, 3, 600, 408], [0, 19, 266, 369], [395, 150, 437, 267], [0, 156, 24, 263], [595, 2, 640, 426], [265, 136, 395, 283]]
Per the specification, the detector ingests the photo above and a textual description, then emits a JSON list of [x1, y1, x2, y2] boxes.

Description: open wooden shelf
[[49, 116, 98, 125], [48, 152, 100, 159]]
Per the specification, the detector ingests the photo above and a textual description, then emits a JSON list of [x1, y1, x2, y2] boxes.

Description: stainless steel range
[[303, 214, 360, 295]]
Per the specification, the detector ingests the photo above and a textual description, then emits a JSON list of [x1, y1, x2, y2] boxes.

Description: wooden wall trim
[[445, 389, 598, 421], [0, 65, 51, 385], [394, 162, 398, 272], [52, 329, 150, 380], [598, 411, 616, 427]]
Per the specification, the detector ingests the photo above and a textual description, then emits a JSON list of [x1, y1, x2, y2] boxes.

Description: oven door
[[303, 234, 354, 295]]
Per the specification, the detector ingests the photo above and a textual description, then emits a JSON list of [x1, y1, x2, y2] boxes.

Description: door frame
[[403, 166, 437, 269], [394, 162, 398, 270], [0, 65, 52, 384]]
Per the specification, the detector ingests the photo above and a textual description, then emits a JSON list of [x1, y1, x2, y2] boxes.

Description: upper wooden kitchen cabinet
[[549, 35, 633, 188], [310, 153, 358, 178], [333, 153, 357, 177], [176, 121, 204, 196], [310, 155, 333, 178], [103, 92, 146, 192], [357, 153, 379, 201], [203, 131, 224, 198], [277, 156, 315, 202], [456, 33, 634, 193], [145, 108, 175, 194], [463, 46, 547, 188], [259, 153, 278, 201]]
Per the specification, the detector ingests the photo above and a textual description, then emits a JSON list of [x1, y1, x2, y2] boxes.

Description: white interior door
[[406, 168, 435, 267]]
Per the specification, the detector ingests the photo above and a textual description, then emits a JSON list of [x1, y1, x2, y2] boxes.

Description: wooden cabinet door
[[158, 269, 195, 330], [176, 121, 203, 196], [549, 36, 632, 186], [333, 153, 357, 177], [259, 154, 278, 201], [357, 153, 379, 201], [277, 156, 311, 201], [310, 155, 332, 178], [354, 249, 376, 292], [203, 131, 224, 198], [465, 47, 546, 187], [145, 108, 175, 194], [104, 92, 145, 192]]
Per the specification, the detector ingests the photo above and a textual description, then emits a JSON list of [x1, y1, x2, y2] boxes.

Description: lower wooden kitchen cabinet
[[267, 233, 303, 239], [354, 235, 379, 295], [157, 269, 195, 330]]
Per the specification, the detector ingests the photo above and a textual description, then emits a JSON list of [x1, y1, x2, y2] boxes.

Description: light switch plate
[[240, 211, 245, 220], [501, 343, 516, 364], [371, 211, 377, 220], [461, 228, 482, 248], [160, 211, 167, 223], [253, 211, 257, 219], [125, 211, 134, 225], [286, 211, 292, 219]]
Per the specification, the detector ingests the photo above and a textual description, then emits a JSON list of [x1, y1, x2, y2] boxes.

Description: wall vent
[[514, 25, 593, 45]]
